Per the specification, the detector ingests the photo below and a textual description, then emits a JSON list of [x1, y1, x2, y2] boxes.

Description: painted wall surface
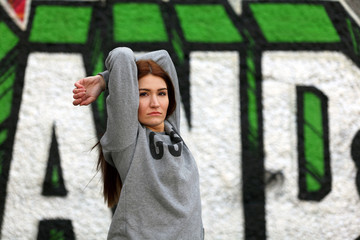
[[0, 0, 360, 239]]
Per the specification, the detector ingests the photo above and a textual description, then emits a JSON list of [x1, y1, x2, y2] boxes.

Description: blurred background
[[1, 0, 360, 239]]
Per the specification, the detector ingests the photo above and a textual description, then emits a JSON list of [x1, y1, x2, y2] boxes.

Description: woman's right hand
[[73, 75, 106, 106]]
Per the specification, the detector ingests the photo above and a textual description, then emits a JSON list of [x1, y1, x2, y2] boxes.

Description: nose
[[150, 95, 160, 108]]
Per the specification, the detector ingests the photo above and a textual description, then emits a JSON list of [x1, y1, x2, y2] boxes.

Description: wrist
[[97, 74, 106, 91]]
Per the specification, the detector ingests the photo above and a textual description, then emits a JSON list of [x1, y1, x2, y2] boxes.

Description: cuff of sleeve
[[98, 71, 109, 90]]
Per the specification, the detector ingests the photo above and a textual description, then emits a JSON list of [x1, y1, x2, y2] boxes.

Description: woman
[[73, 47, 203, 239]]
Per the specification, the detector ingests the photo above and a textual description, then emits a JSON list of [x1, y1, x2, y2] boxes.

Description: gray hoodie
[[100, 47, 203, 240]]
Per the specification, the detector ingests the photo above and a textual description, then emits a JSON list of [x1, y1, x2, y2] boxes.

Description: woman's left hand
[[73, 75, 105, 106]]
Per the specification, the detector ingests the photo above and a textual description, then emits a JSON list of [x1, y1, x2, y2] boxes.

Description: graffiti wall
[[1, 0, 360, 239]]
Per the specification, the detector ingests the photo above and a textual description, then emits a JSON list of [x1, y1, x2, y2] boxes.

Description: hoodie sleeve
[[100, 47, 139, 157]]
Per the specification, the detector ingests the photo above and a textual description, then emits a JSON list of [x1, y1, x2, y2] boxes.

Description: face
[[138, 74, 169, 132]]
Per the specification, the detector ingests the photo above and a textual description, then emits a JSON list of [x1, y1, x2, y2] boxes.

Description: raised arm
[[100, 47, 139, 153]]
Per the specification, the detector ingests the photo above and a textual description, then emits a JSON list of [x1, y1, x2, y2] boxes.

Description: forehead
[[138, 74, 167, 89]]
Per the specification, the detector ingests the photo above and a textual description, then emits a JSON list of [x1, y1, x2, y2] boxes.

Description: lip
[[148, 112, 162, 116]]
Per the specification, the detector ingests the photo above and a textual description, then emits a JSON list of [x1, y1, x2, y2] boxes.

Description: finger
[[73, 98, 82, 106], [74, 80, 85, 88], [80, 97, 95, 106], [73, 92, 86, 99], [73, 88, 86, 94], [73, 91, 88, 105]]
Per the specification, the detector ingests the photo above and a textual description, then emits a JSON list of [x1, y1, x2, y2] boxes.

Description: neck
[[146, 122, 165, 132]]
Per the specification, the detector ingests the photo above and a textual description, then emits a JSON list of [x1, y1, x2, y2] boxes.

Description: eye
[[139, 92, 148, 97], [159, 91, 167, 96]]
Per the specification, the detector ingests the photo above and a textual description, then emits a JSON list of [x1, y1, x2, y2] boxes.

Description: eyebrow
[[139, 88, 168, 91]]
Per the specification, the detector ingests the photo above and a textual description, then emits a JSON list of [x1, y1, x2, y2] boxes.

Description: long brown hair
[[97, 59, 177, 208], [95, 143, 121, 208]]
